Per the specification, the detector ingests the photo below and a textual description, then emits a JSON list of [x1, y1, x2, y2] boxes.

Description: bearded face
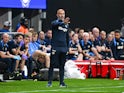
[[20, 0, 31, 8]]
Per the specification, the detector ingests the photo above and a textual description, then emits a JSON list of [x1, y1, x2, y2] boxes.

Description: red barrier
[[74, 60, 124, 79], [90, 60, 110, 78], [110, 61, 124, 79]]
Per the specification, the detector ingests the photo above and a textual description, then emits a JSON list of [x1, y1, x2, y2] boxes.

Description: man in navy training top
[[47, 9, 70, 87]]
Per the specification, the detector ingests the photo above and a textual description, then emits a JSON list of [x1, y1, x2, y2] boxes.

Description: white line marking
[[8, 86, 124, 93]]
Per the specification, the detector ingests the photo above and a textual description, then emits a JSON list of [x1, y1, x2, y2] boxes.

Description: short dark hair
[[114, 29, 120, 34], [14, 33, 24, 39]]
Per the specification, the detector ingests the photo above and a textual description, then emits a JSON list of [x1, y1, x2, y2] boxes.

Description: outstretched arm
[[52, 17, 70, 27]]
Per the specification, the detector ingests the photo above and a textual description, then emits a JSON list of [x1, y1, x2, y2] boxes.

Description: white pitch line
[[7, 90, 116, 93], [7, 90, 120, 93], [79, 85, 124, 89], [8, 86, 124, 93]]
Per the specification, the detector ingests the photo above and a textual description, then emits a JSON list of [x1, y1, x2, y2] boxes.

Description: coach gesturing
[[47, 9, 70, 87]]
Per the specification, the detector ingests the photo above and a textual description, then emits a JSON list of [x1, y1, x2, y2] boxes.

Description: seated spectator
[[37, 31, 46, 46], [111, 30, 124, 60], [28, 31, 51, 77], [29, 32, 46, 55], [96, 31, 107, 59], [77, 28, 84, 41], [18, 35, 30, 78], [92, 27, 101, 47], [92, 28, 108, 59], [9, 34, 30, 78], [105, 34, 115, 60], [28, 32, 46, 77], [0, 21, 11, 32], [97, 31, 114, 60], [80, 32, 102, 60], [68, 33, 83, 60], [44, 30, 52, 51], [8, 33, 24, 71], [0, 33, 21, 73]]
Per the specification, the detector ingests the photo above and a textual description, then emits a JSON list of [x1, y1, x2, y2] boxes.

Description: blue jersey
[[105, 40, 113, 59], [111, 38, 124, 60], [80, 40, 93, 52], [51, 19, 69, 52], [93, 37, 101, 47], [28, 42, 41, 56], [8, 40, 19, 54], [80, 40, 94, 59], [44, 36, 51, 46], [98, 38, 107, 58], [0, 41, 11, 53], [0, 29, 10, 32], [68, 40, 79, 60]]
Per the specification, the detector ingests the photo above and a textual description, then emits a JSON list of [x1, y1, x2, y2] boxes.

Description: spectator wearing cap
[[0, 21, 11, 32]]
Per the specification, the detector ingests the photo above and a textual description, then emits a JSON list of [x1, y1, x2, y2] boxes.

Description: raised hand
[[22, 54, 28, 60], [19, 40, 24, 47], [64, 17, 70, 24]]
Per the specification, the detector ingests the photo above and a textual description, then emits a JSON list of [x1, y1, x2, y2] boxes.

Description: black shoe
[[59, 82, 67, 88]]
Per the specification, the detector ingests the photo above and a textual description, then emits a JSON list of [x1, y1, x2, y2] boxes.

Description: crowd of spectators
[[0, 17, 124, 79]]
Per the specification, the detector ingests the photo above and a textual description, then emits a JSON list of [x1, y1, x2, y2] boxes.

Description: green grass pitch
[[0, 78, 124, 93]]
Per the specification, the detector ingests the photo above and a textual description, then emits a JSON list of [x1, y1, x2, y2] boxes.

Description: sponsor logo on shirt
[[58, 26, 68, 32]]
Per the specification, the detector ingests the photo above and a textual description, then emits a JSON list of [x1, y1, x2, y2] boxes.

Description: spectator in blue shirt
[[29, 32, 46, 56], [0, 21, 11, 32]]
